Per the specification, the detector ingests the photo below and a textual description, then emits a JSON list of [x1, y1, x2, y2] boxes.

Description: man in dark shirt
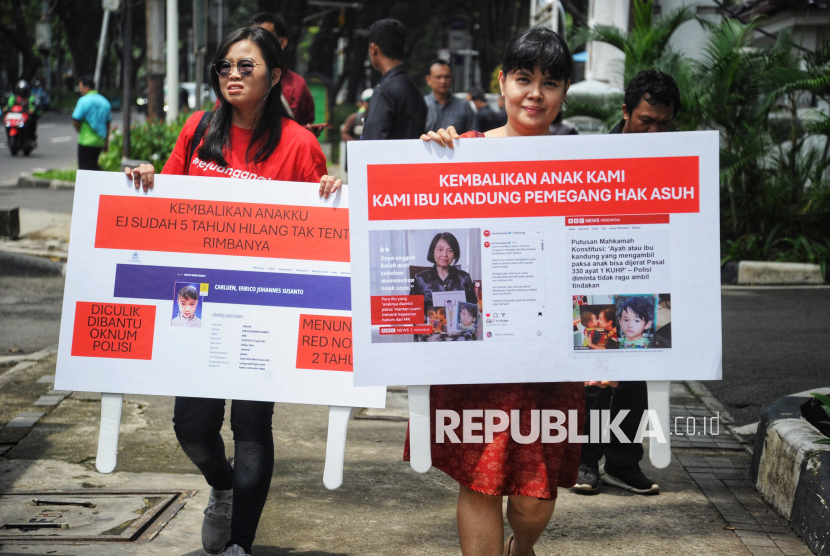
[[574, 69, 681, 497], [361, 19, 427, 140], [467, 87, 503, 132], [424, 59, 476, 134]]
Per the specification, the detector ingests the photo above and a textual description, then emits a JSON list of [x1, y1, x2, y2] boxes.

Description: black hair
[[624, 70, 681, 116], [468, 86, 487, 102], [426, 58, 451, 76], [426, 232, 461, 265], [368, 19, 406, 60], [616, 296, 655, 325], [79, 75, 95, 88], [248, 12, 288, 39], [199, 27, 292, 167], [599, 306, 616, 324], [178, 285, 199, 301], [459, 302, 478, 319], [580, 311, 597, 327], [501, 27, 572, 82]]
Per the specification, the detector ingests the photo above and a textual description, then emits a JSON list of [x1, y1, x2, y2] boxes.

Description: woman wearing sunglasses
[[124, 27, 340, 556]]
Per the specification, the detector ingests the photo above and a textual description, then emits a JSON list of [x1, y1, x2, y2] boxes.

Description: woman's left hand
[[319, 175, 342, 199], [584, 380, 619, 388], [420, 126, 460, 149]]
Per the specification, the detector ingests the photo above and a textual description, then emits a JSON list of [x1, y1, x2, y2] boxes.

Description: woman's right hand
[[125, 163, 156, 192], [420, 126, 460, 149]]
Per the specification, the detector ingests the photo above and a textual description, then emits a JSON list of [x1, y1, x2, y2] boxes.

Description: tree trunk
[[54, 0, 104, 77], [146, 0, 166, 120], [0, 0, 42, 81]]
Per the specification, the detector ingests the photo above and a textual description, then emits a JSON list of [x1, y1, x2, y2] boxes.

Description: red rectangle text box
[[296, 315, 352, 372], [565, 214, 670, 226], [95, 195, 349, 262], [370, 295, 425, 325], [367, 157, 699, 221], [71, 302, 156, 360], [380, 325, 433, 335]]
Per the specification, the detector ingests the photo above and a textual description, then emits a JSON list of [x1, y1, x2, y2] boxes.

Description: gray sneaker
[[224, 545, 251, 556], [202, 488, 233, 554]]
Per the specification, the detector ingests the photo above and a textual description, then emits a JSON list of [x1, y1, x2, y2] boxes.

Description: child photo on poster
[[171, 282, 204, 328]]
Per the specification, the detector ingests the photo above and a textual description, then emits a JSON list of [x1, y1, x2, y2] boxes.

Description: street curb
[[684, 380, 755, 451], [17, 173, 75, 190], [737, 261, 824, 285], [0, 250, 66, 277], [749, 388, 830, 556]]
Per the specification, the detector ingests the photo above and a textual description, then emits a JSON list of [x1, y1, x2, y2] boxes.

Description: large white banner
[[56, 171, 386, 408], [347, 132, 722, 386]]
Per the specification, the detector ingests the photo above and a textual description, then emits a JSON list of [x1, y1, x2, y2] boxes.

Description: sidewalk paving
[[0, 354, 816, 556], [0, 208, 70, 262]]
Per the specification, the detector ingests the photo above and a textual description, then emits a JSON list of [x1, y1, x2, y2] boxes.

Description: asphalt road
[[711, 287, 830, 426], [0, 275, 64, 354], [0, 112, 78, 184]]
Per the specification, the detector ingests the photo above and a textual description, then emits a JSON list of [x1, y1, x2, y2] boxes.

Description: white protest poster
[[347, 131, 721, 387], [55, 171, 386, 409]]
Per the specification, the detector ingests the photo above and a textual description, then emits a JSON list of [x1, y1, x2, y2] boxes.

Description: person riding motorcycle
[[6, 80, 41, 143], [31, 79, 50, 112]]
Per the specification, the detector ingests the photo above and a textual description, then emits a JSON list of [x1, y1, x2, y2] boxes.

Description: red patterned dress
[[403, 130, 585, 500]]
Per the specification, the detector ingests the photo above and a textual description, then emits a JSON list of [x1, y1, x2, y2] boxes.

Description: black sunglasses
[[214, 59, 263, 77]]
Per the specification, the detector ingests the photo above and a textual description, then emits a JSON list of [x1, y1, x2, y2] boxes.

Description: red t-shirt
[[162, 111, 327, 182]]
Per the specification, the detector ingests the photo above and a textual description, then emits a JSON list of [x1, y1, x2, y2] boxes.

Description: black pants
[[580, 381, 648, 470], [77, 145, 102, 170], [173, 397, 275, 554]]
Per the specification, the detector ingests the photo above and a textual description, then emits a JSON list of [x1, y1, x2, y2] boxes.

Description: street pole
[[146, 0, 165, 120], [217, 0, 223, 45], [194, 0, 206, 110], [166, 0, 179, 122], [94, 9, 111, 90], [122, 0, 133, 158]]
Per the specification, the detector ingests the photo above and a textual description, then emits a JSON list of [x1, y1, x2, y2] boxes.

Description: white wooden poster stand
[[405, 381, 672, 474], [96, 395, 355, 490], [97, 383, 670, 480]]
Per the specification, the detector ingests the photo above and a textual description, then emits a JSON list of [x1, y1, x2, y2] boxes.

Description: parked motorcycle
[[3, 104, 36, 156]]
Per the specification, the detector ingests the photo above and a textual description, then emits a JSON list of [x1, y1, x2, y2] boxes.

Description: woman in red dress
[[415, 27, 616, 556]]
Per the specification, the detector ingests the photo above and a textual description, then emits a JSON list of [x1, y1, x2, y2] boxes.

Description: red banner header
[[95, 195, 349, 262], [366, 157, 699, 221]]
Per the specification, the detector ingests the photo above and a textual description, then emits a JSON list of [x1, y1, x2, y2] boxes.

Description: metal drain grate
[[0, 489, 196, 544]]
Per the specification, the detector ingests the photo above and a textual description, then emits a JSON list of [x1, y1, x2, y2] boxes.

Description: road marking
[[51, 136, 72, 143], [34, 394, 67, 406], [6, 412, 46, 428], [39, 123, 57, 129]]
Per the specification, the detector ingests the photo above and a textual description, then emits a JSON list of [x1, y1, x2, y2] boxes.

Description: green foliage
[[47, 89, 80, 113], [32, 169, 76, 181], [490, 66, 501, 95], [99, 113, 191, 173], [568, 8, 830, 267], [810, 392, 830, 444]]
